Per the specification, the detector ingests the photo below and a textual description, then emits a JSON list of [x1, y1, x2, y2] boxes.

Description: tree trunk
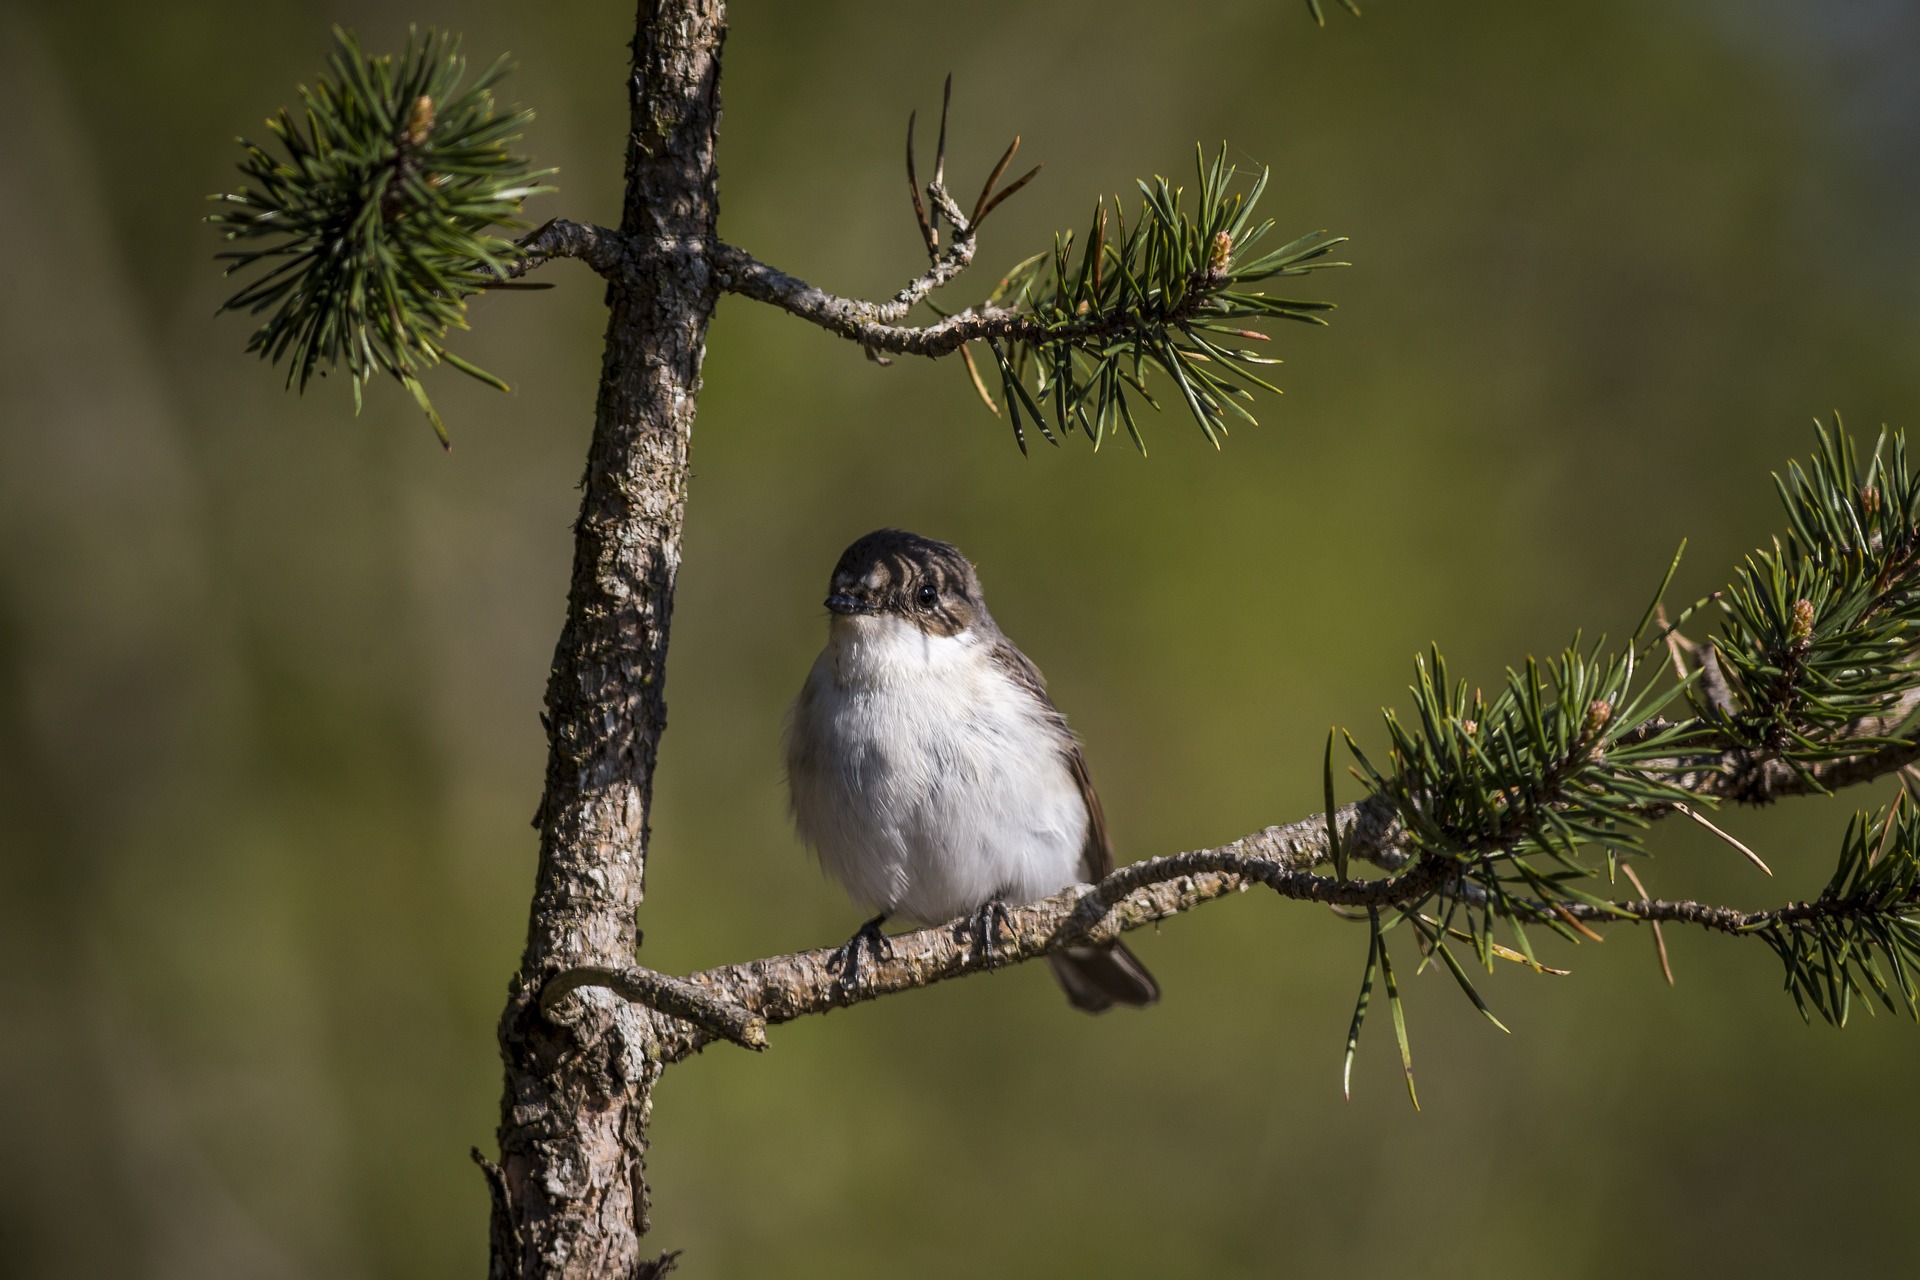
[[487, 2, 726, 1275]]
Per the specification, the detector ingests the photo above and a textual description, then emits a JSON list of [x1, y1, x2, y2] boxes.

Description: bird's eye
[[916, 583, 939, 607]]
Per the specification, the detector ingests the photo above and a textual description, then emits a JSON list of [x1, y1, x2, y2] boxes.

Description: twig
[[862, 82, 1040, 325], [1565, 889, 1919, 935], [1729, 733, 1920, 799], [504, 217, 630, 280], [703, 81, 1043, 354], [542, 965, 768, 1050], [712, 243, 1179, 358], [471, 1147, 523, 1265], [637, 1251, 683, 1279]]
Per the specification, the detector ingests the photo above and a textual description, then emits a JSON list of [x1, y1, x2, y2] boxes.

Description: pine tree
[[211, 8, 1920, 1276]]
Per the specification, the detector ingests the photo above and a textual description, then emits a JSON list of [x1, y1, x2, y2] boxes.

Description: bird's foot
[[826, 914, 893, 986], [970, 899, 1016, 969]]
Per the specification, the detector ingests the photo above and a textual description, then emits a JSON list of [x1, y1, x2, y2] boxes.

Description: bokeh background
[[3, 0, 1918, 1275]]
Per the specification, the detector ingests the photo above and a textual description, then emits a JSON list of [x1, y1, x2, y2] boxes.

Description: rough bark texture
[[488, 3, 726, 1276], [469, 6, 1920, 1270]]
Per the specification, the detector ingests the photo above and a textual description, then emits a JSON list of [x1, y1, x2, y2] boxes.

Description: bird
[[784, 528, 1159, 1013]]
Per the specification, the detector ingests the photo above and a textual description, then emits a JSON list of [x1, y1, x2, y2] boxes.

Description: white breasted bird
[[785, 529, 1160, 1013]]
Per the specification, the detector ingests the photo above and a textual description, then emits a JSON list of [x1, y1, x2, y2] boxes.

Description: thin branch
[[878, 87, 1014, 321], [712, 242, 1146, 358], [504, 217, 630, 280], [551, 726, 1920, 1063], [875, 236, 977, 323], [470, 1147, 522, 1264], [710, 86, 1040, 350], [541, 964, 767, 1050], [1564, 890, 1919, 936], [652, 795, 1414, 1061], [1726, 732, 1920, 800]]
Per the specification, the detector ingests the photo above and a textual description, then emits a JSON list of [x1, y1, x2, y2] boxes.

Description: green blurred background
[[3, 0, 1917, 1275]]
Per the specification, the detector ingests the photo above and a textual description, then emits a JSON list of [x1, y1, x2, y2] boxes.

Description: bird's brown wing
[[987, 639, 1113, 881], [990, 637, 1157, 1013]]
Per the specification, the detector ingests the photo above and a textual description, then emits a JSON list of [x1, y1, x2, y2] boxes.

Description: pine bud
[[407, 95, 435, 148], [1208, 230, 1232, 277], [1459, 719, 1477, 736], [1583, 700, 1612, 738], [1861, 486, 1881, 516], [1790, 598, 1815, 642]]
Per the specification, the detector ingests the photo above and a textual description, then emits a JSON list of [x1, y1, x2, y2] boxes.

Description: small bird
[[784, 529, 1159, 1013]]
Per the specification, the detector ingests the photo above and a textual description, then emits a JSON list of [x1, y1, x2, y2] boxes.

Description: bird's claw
[[826, 914, 893, 986], [970, 899, 1015, 969]]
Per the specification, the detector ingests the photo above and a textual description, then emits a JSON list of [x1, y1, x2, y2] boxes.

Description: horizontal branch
[[500, 90, 1038, 354], [709, 242, 1036, 357], [540, 723, 1920, 1061], [1563, 891, 1915, 935], [1619, 696, 1920, 806], [484, 221, 1028, 355], [655, 795, 1411, 1062], [493, 224, 992, 344], [709, 241, 1251, 361], [541, 964, 767, 1050], [505, 217, 630, 280], [1772, 730, 1920, 796]]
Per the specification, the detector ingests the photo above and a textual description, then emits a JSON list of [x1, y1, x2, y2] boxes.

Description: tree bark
[[486, 2, 726, 1276]]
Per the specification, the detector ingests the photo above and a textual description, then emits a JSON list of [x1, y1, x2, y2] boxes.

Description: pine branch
[[550, 421, 1920, 1095], [216, 27, 1920, 1255], [540, 964, 767, 1050], [1752, 802, 1920, 1025], [209, 26, 553, 445], [551, 796, 1416, 1064], [507, 217, 629, 279], [1553, 804, 1920, 1028], [549, 707, 1920, 1065], [217, 54, 1344, 455], [712, 111, 1347, 453]]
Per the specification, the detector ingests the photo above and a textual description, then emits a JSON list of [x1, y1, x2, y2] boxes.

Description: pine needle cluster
[[1761, 802, 1920, 1025], [210, 27, 552, 444], [1336, 422, 1920, 1103], [978, 148, 1346, 451]]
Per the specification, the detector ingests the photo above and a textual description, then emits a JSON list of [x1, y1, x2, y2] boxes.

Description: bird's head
[[824, 529, 989, 638]]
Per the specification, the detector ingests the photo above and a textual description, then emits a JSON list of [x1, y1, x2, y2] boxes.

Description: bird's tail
[[1047, 942, 1160, 1014]]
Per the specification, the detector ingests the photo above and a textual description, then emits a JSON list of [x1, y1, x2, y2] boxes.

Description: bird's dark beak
[[825, 592, 871, 616]]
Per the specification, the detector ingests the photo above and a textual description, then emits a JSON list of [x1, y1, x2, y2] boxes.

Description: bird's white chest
[[785, 617, 1089, 925]]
